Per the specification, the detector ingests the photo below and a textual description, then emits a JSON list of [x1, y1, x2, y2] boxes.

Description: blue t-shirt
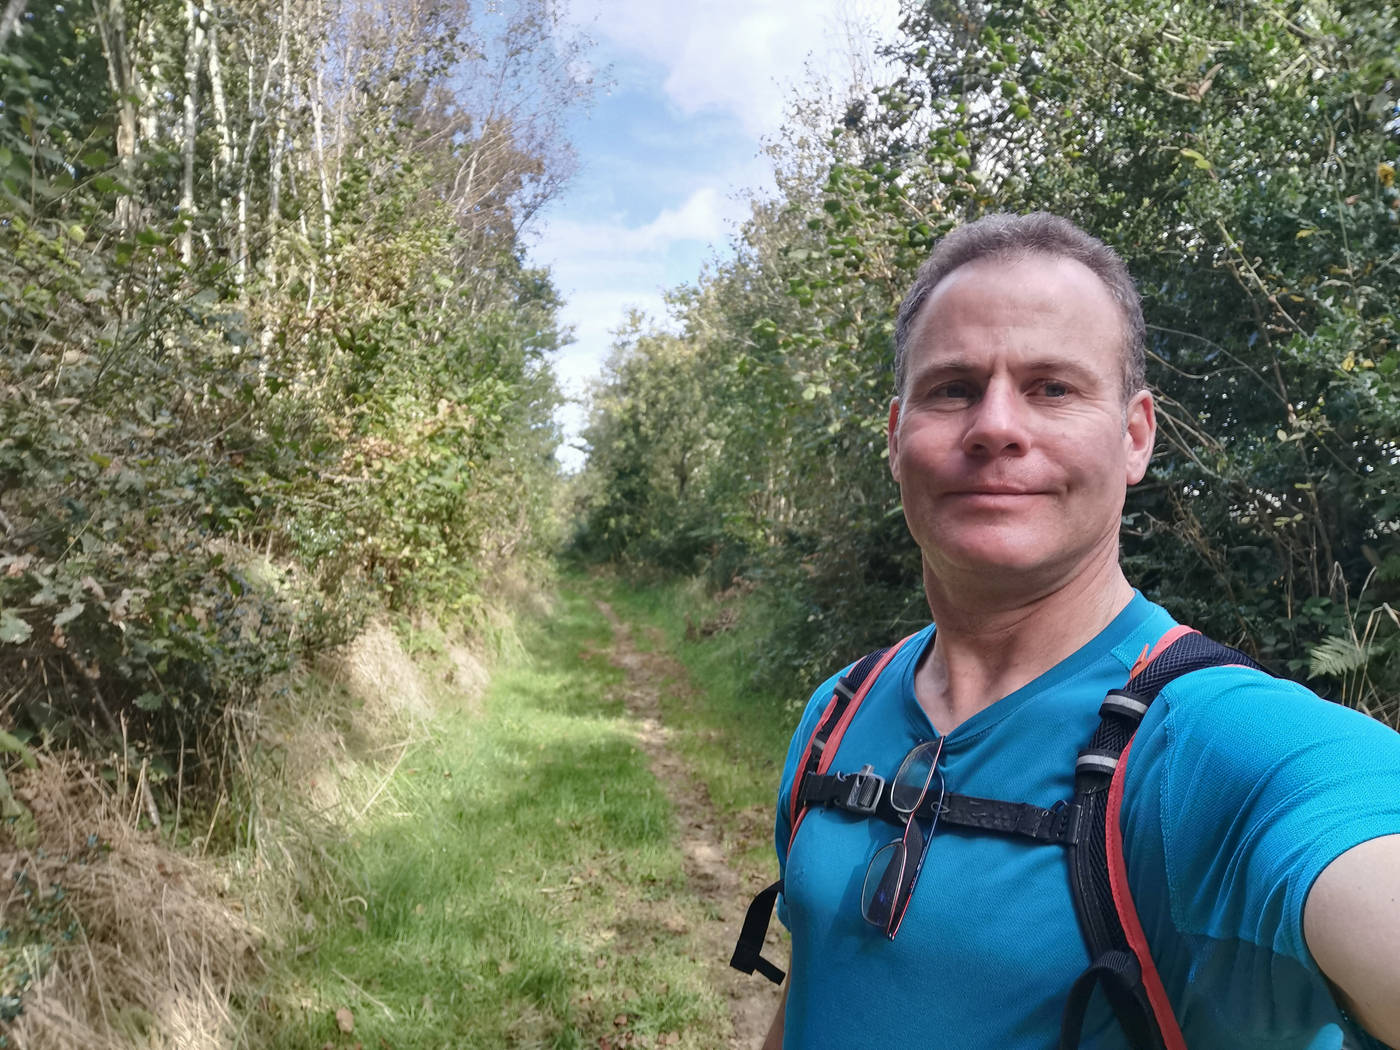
[[775, 594, 1400, 1049]]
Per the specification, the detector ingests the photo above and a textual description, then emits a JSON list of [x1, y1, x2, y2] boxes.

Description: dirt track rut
[[595, 601, 778, 1050]]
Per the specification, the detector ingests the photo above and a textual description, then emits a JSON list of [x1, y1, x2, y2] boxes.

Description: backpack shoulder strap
[[731, 635, 915, 985], [1061, 629, 1266, 1050], [786, 636, 914, 847]]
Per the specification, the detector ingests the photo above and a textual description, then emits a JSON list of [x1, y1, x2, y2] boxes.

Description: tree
[[1, 0, 592, 774], [577, 0, 1400, 715]]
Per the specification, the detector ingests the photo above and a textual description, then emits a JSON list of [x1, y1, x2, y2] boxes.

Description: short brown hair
[[893, 212, 1146, 399]]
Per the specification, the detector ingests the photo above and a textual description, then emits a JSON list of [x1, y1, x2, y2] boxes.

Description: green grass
[[596, 574, 798, 874], [241, 583, 729, 1049]]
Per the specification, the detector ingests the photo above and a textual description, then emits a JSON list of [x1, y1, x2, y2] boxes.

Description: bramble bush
[[1, 0, 579, 790]]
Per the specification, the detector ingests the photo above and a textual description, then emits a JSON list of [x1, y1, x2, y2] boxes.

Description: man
[[760, 213, 1400, 1049]]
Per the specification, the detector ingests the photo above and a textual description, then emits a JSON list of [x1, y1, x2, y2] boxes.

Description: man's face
[[887, 253, 1155, 599]]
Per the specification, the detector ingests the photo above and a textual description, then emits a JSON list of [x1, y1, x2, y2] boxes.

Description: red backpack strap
[[1061, 627, 1267, 1050], [787, 636, 914, 848], [732, 634, 916, 987], [1128, 625, 1197, 679], [1107, 737, 1186, 1050]]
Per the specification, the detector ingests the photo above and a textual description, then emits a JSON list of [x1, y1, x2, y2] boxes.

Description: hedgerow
[[1, 0, 584, 787]]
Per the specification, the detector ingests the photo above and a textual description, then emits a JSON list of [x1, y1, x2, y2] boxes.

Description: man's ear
[[1124, 389, 1156, 486], [887, 397, 902, 482]]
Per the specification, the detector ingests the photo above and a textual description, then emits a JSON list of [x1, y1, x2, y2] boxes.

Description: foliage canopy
[[1, 0, 586, 781], [575, 0, 1400, 719]]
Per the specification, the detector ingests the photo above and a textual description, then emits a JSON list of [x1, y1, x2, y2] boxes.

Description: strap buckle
[[835, 764, 885, 815]]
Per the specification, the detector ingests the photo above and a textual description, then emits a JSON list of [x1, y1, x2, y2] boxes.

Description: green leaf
[[0, 611, 31, 644], [1177, 148, 1212, 171], [53, 601, 85, 628], [0, 729, 36, 769], [134, 693, 164, 712], [1309, 636, 1372, 679]]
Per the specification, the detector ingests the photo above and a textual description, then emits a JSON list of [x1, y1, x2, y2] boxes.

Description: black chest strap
[[730, 880, 785, 984], [731, 646, 897, 984], [798, 770, 1083, 844]]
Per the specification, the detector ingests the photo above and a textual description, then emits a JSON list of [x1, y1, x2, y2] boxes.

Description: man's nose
[[962, 382, 1028, 457]]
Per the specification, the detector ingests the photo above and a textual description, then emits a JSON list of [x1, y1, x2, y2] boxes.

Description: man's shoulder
[[1130, 647, 1400, 802], [1155, 657, 1342, 724]]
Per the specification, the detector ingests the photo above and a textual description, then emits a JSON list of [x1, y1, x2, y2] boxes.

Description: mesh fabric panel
[[1128, 635, 1264, 698]]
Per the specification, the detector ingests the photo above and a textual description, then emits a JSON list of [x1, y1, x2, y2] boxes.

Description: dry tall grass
[[0, 609, 504, 1049], [1, 756, 260, 1050]]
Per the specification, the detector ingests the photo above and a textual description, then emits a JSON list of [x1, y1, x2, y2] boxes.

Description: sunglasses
[[859, 738, 946, 939]]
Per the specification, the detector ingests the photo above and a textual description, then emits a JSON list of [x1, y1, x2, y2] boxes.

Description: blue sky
[[529, 0, 899, 468]]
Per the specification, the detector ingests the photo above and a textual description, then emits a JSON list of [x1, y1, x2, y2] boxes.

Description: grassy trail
[[245, 577, 787, 1049]]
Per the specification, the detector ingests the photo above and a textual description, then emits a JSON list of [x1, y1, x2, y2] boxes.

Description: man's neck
[[914, 556, 1136, 736]]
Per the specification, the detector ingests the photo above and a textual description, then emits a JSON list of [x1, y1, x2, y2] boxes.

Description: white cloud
[[550, 286, 670, 472], [536, 185, 739, 417], [541, 0, 904, 468], [552, 287, 669, 386], [540, 185, 743, 263], [634, 186, 729, 246], [567, 0, 899, 137], [537, 190, 731, 471]]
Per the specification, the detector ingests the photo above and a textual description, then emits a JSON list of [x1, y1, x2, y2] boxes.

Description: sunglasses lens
[[861, 841, 905, 928], [897, 814, 926, 898], [890, 740, 941, 813]]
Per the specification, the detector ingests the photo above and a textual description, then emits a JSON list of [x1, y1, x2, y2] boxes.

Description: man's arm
[[760, 979, 787, 1050], [1303, 834, 1400, 1048]]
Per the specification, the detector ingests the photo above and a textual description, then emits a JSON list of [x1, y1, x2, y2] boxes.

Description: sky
[[529, 0, 901, 470]]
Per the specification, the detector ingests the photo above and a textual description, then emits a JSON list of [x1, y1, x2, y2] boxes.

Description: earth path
[[595, 600, 778, 1050]]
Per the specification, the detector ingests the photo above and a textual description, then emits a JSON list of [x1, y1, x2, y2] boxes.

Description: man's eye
[[1039, 381, 1071, 398], [934, 381, 976, 401]]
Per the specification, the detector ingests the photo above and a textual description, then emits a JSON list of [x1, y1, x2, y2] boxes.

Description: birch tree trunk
[[310, 67, 334, 275], [309, 0, 333, 266], [264, 0, 290, 292], [206, 15, 234, 232], [93, 0, 140, 235], [235, 18, 278, 290], [136, 14, 159, 147], [0, 0, 29, 52], [179, 0, 207, 265]]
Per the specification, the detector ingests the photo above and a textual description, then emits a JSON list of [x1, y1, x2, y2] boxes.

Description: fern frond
[[1309, 635, 1373, 679]]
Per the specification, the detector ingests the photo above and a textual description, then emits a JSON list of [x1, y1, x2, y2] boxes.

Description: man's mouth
[[947, 486, 1040, 497]]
